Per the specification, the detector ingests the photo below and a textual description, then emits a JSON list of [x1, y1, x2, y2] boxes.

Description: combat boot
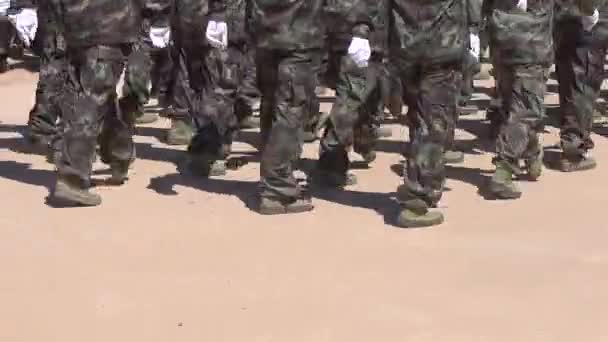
[[397, 207, 444, 228], [315, 169, 358, 188], [444, 150, 465, 164], [376, 126, 393, 138], [489, 161, 522, 199], [257, 196, 314, 215], [396, 186, 444, 228], [166, 118, 193, 145], [592, 104, 608, 126], [359, 150, 377, 165], [559, 152, 597, 172], [51, 177, 102, 207], [189, 154, 227, 177], [136, 113, 159, 125], [524, 149, 543, 181], [239, 116, 260, 129], [107, 161, 130, 185], [0, 55, 8, 73]]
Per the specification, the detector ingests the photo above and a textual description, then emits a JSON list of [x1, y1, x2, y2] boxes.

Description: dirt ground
[[1, 64, 607, 341]]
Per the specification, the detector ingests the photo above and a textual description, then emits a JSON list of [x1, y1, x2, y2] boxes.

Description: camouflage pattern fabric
[[257, 48, 320, 201], [494, 64, 545, 170], [57, 45, 132, 188], [555, 21, 605, 157], [184, 44, 244, 159], [390, 0, 467, 211], [486, 0, 555, 66], [0, 15, 9, 57], [318, 54, 384, 176], [398, 61, 459, 209]]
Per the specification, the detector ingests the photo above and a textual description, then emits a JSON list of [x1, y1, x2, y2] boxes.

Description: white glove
[[582, 9, 600, 32], [150, 26, 171, 49], [347, 37, 371, 68], [9, 8, 38, 47], [516, 0, 527, 11], [206, 21, 228, 49], [469, 33, 480, 60]]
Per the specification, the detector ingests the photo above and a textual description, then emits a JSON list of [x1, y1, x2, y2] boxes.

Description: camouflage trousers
[[150, 45, 174, 107], [396, 60, 459, 210], [57, 45, 134, 188], [555, 25, 605, 157], [28, 27, 67, 140], [171, 42, 258, 124], [258, 48, 319, 201], [318, 52, 384, 176], [177, 43, 248, 159], [494, 64, 546, 168], [119, 34, 153, 118], [0, 15, 9, 57]]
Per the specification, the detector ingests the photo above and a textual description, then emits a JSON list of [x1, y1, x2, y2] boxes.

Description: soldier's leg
[[122, 38, 155, 125], [257, 49, 316, 215], [187, 46, 240, 176], [303, 51, 322, 142], [353, 58, 385, 164], [98, 44, 148, 183], [487, 46, 504, 139], [166, 44, 195, 145], [380, 63, 403, 118], [490, 64, 545, 199], [235, 44, 260, 129], [397, 63, 457, 228], [556, 25, 604, 171], [317, 53, 371, 187], [52, 45, 125, 206], [28, 29, 66, 145], [0, 15, 9, 72]]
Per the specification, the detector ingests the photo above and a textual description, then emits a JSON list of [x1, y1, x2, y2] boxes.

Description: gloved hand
[[469, 33, 481, 60], [206, 21, 228, 49], [516, 0, 527, 11], [9, 8, 38, 47], [150, 26, 171, 49], [582, 9, 600, 32], [347, 37, 371, 68]]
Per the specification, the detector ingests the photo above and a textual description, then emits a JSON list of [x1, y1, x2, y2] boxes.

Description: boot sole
[[397, 215, 444, 228], [257, 200, 314, 215], [259, 205, 314, 215], [488, 184, 522, 200], [166, 138, 191, 146], [559, 162, 597, 173], [51, 185, 102, 207]]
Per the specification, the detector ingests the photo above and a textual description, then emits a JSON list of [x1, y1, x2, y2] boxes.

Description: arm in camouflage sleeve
[[209, 0, 228, 22], [341, 0, 379, 39], [9, 0, 35, 11], [143, 0, 174, 27], [467, 0, 483, 28], [577, 0, 599, 15]]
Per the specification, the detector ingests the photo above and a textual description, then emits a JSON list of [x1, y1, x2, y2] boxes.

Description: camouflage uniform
[[250, 0, 372, 209], [48, 0, 171, 205], [392, 0, 467, 227], [318, 0, 389, 184], [0, 9, 9, 72], [172, 0, 252, 173], [486, 0, 554, 193], [555, 1, 608, 166], [120, 1, 176, 123], [249, 0, 322, 206], [459, 0, 483, 107], [10, 1, 66, 143]]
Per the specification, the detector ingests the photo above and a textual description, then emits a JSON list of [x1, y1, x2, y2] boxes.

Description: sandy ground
[[1, 63, 608, 341]]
